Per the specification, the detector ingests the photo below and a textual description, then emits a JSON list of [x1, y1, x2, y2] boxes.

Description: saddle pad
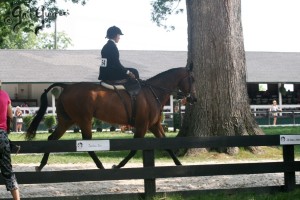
[[100, 81, 125, 90]]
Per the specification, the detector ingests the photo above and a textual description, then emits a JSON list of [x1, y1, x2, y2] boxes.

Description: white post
[[278, 83, 282, 107], [170, 95, 174, 113], [51, 94, 55, 116]]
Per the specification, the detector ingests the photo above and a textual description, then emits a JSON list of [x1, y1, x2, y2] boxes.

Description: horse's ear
[[186, 62, 193, 72]]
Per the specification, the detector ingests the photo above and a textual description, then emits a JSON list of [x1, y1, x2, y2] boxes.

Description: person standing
[[14, 106, 23, 132], [98, 26, 139, 81], [0, 83, 20, 200], [270, 100, 282, 125]]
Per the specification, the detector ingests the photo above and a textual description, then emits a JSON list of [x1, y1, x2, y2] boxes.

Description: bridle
[[178, 72, 194, 99], [142, 72, 195, 108]]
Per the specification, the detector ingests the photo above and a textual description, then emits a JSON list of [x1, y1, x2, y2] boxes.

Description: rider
[[98, 26, 139, 81]]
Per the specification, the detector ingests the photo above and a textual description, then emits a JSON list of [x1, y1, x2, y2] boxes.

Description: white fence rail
[[13, 104, 300, 117]]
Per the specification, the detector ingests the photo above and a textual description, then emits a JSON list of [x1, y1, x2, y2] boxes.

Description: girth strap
[[129, 94, 137, 126], [113, 86, 136, 126]]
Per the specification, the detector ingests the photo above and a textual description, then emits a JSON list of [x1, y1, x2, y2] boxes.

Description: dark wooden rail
[[1, 135, 299, 199]]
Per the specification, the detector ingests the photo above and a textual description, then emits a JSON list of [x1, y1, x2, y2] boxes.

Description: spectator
[[0, 85, 21, 200], [14, 106, 23, 132], [269, 100, 281, 125]]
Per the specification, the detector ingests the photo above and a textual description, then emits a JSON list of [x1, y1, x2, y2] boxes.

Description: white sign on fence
[[280, 135, 300, 145], [76, 140, 110, 151]]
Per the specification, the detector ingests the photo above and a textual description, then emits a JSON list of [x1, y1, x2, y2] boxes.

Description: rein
[[141, 73, 193, 109], [142, 73, 192, 98]]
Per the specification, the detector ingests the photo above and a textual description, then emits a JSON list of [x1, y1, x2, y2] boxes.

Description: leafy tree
[[0, 0, 86, 47], [0, 31, 37, 49], [0, 31, 73, 49], [151, 0, 263, 155], [35, 31, 73, 49]]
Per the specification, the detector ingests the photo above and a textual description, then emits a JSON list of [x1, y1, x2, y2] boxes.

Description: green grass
[[152, 189, 300, 200], [262, 126, 300, 135]]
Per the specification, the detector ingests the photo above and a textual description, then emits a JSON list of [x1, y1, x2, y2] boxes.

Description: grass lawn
[[152, 188, 300, 200]]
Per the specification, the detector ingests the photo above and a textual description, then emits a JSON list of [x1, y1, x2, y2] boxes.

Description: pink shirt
[[0, 90, 11, 131]]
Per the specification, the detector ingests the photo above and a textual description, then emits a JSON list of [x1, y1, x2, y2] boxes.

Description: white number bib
[[100, 58, 107, 67]]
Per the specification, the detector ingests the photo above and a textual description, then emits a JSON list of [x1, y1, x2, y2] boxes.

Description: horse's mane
[[146, 67, 185, 83]]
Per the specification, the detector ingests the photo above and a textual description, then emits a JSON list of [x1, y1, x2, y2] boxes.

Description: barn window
[[284, 84, 294, 92], [259, 84, 268, 92]]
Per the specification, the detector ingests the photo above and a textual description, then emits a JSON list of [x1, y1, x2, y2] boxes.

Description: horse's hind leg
[[149, 124, 182, 166], [36, 118, 73, 172], [35, 134, 61, 172], [80, 123, 105, 169], [36, 152, 50, 172]]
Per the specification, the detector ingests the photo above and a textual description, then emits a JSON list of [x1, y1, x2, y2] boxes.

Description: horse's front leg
[[112, 126, 147, 169], [149, 124, 182, 166], [112, 150, 137, 169], [88, 151, 105, 169], [80, 125, 105, 169], [165, 149, 182, 166]]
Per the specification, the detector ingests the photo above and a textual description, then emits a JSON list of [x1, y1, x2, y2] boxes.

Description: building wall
[[2, 83, 52, 107]]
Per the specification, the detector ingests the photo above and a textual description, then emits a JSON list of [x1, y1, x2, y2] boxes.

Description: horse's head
[[178, 66, 197, 104]]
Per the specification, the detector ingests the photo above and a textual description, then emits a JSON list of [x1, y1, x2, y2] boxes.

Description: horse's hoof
[[176, 162, 182, 166], [112, 165, 119, 169], [35, 166, 42, 172]]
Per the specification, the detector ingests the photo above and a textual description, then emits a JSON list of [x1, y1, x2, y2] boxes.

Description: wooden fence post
[[283, 145, 296, 191], [143, 149, 156, 198]]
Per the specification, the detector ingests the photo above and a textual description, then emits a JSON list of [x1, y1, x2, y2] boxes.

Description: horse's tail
[[26, 83, 67, 140]]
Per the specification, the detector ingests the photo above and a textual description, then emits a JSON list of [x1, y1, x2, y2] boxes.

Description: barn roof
[[0, 50, 299, 84], [246, 52, 300, 83]]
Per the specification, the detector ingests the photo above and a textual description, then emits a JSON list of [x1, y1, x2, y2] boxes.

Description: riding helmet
[[106, 26, 124, 39]]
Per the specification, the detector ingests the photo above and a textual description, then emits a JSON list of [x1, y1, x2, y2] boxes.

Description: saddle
[[100, 79, 141, 126], [101, 79, 141, 96]]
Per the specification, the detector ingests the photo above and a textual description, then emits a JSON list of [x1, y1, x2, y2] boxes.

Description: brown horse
[[26, 67, 196, 171]]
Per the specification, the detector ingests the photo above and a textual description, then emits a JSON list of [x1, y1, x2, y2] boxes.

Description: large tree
[[152, 0, 263, 155]]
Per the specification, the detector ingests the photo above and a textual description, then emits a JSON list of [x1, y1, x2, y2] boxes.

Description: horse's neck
[[147, 69, 184, 90], [145, 69, 184, 106]]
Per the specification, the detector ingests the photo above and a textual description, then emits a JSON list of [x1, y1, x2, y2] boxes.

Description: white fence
[[13, 104, 300, 117], [12, 107, 54, 116]]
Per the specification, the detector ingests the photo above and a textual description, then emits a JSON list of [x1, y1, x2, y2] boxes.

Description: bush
[[161, 112, 165, 123], [93, 118, 103, 132], [23, 115, 34, 129], [43, 115, 56, 132], [110, 126, 116, 132], [51, 87, 60, 98]]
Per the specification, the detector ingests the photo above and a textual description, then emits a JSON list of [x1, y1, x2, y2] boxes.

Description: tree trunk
[[178, 0, 263, 154]]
